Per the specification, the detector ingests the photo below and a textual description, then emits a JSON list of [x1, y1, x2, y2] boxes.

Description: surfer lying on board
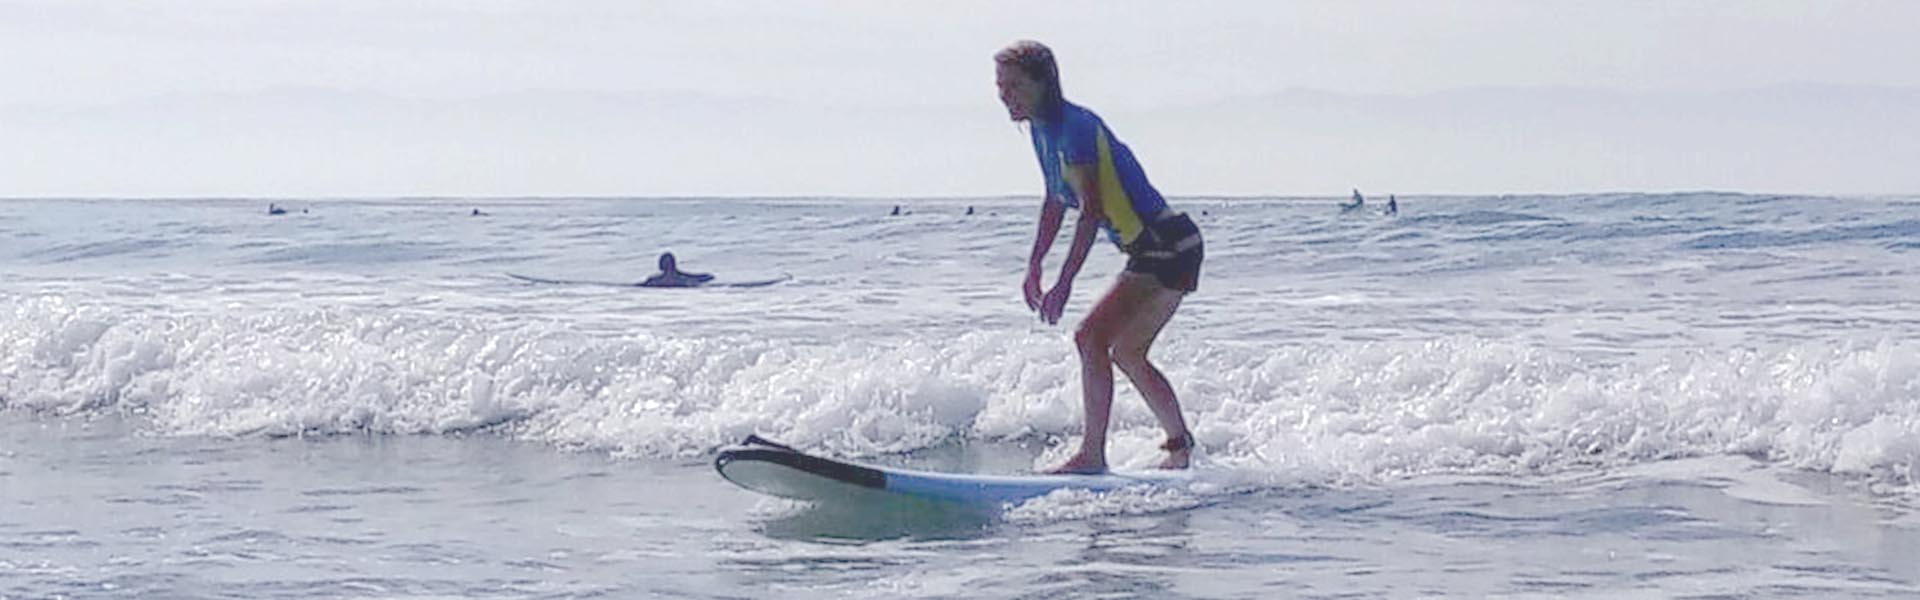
[[1340, 189, 1365, 212], [641, 252, 714, 288], [997, 40, 1202, 474]]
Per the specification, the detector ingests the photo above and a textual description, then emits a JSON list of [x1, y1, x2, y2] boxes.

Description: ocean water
[[3, 194, 1919, 598]]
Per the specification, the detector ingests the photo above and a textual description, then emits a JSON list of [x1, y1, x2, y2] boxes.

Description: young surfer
[[995, 40, 1202, 474]]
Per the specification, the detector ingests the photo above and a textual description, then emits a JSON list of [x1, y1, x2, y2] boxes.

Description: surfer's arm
[[1028, 197, 1065, 274], [1052, 163, 1104, 290], [1024, 198, 1066, 310]]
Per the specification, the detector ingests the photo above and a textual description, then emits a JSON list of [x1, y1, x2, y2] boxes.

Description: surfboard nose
[[714, 439, 889, 501]]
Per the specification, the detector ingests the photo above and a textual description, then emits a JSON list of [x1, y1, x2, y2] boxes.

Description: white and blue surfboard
[[714, 435, 1191, 506]]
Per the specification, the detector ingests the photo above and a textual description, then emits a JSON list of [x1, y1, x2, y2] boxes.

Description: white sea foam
[[6, 293, 1917, 493], [4, 195, 1918, 495]]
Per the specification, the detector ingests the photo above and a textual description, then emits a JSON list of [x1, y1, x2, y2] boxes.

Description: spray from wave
[[6, 295, 1916, 494]]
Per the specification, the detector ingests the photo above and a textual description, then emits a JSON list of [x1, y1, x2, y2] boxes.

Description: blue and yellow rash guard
[[1031, 101, 1169, 249]]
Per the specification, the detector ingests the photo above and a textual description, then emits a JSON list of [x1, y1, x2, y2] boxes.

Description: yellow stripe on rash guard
[[1093, 127, 1144, 245]]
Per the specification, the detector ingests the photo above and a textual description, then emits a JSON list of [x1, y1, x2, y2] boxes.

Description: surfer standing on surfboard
[[995, 40, 1203, 474]]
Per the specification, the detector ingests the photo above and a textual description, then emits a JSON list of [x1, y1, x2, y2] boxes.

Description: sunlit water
[[3, 195, 1918, 598]]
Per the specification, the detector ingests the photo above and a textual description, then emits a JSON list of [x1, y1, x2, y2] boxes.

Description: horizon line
[[3, 190, 1912, 203]]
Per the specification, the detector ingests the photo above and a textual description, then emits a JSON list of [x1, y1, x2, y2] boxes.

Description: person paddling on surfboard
[[641, 252, 715, 288], [996, 40, 1202, 474], [1340, 188, 1365, 213]]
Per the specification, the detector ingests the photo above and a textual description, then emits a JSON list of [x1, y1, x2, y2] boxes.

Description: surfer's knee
[[1074, 322, 1113, 356], [1110, 343, 1152, 375]]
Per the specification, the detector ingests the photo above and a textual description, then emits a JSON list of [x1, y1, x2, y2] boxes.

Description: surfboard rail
[[714, 435, 1190, 506], [508, 272, 791, 288]]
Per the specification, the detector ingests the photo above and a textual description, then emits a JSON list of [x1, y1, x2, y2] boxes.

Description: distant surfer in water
[[996, 40, 1201, 474], [1340, 189, 1365, 212], [641, 252, 714, 288]]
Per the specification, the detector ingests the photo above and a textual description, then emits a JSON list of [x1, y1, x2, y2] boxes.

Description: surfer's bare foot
[[1156, 432, 1194, 470], [1157, 448, 1191, 470], [1046, 452, 1108, 475]]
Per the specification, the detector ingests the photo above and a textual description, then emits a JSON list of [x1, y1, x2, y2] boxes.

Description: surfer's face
[[996, 63, 1042, 122]]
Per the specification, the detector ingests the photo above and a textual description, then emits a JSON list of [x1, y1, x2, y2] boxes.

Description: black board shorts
[[1122, 212, 1203, 293]]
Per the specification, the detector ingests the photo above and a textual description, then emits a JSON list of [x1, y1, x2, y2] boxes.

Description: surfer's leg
[[1046, 276, 1154, 474], [1109, 274, 1192, 469]]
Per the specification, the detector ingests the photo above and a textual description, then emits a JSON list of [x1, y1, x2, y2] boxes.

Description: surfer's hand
[[1039, 284, 1070, 325], [1023, 271, 1044, 311]]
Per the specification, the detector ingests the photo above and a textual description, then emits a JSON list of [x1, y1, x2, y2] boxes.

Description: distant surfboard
[[506, 273, 791, 289], [714, 435, 1192, 506]]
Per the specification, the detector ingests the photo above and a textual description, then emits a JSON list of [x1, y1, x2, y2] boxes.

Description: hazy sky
[[3, 1, 1917, 197]]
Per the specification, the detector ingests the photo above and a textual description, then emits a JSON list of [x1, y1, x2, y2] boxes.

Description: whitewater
[[4, 194, 1918, 598]]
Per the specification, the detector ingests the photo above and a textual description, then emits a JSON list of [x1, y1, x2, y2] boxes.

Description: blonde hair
[[994, 40, 1064, 121]]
